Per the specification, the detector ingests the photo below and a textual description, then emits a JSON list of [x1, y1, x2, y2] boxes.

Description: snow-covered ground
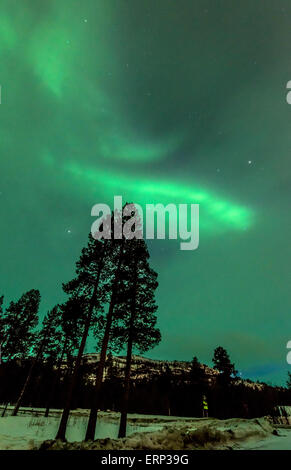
[[242, 428, 291, 450], [1, 407, 291, 450], [40, 415, 280, 450], [0, 407, 164, 450]]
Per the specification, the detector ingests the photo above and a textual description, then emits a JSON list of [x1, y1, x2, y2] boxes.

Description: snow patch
[[40, 417, 276, 451]]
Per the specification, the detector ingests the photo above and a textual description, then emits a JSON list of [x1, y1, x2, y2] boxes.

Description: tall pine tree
[[12, 305, 62, 416], [44, 299, 82, 417], [116, 238, 161, 437], [84, 233, 126, 440], [213, 346, 237, 385], [84, 205, 143, 440], [1, 290, 40, 361], [55, 232, 109, 440]]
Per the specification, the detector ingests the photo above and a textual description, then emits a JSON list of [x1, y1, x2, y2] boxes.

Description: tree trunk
[[1, 401, 8, 417], [84, 304, 114, 440], [0, 340, 13, 409], [0, 357, 8, 417], [118, 256, 138, 438], [118, 330, 133, 438], [44, 338, 68, 417], [55, 264, 103, 441], [12, 354, 39, 416], [85, 242, 124, 441]]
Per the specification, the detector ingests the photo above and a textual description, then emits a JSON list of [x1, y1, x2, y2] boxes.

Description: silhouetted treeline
[[1, 353, 291, 420]]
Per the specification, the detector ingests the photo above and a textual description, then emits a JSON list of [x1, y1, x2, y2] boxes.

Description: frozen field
[[0, 407, 164, 450], [244, 428, 291, 450], [1, 407, 291, 450]]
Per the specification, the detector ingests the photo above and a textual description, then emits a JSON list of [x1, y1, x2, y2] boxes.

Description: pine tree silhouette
[[116, 237, 161, 437], [12, 305, 62, 416], [55, 233, 107, 440], [213, 346, 237, 385], [1, 289, 40, 361], [85, 226, 126, 440], [85, 205, 145, 440]]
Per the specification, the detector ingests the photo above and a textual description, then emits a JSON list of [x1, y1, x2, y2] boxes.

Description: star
[[248, 160, 252, 165], [67, 229, 72, 234]]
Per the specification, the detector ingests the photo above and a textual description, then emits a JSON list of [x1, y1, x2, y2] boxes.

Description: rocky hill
[[81, 353, 263, 389]]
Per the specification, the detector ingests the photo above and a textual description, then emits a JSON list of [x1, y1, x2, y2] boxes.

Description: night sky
[[1, 0, 291, 384]]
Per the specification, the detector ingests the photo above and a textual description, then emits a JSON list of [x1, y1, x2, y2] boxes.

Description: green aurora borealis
[[1, 0, 291, 383]]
